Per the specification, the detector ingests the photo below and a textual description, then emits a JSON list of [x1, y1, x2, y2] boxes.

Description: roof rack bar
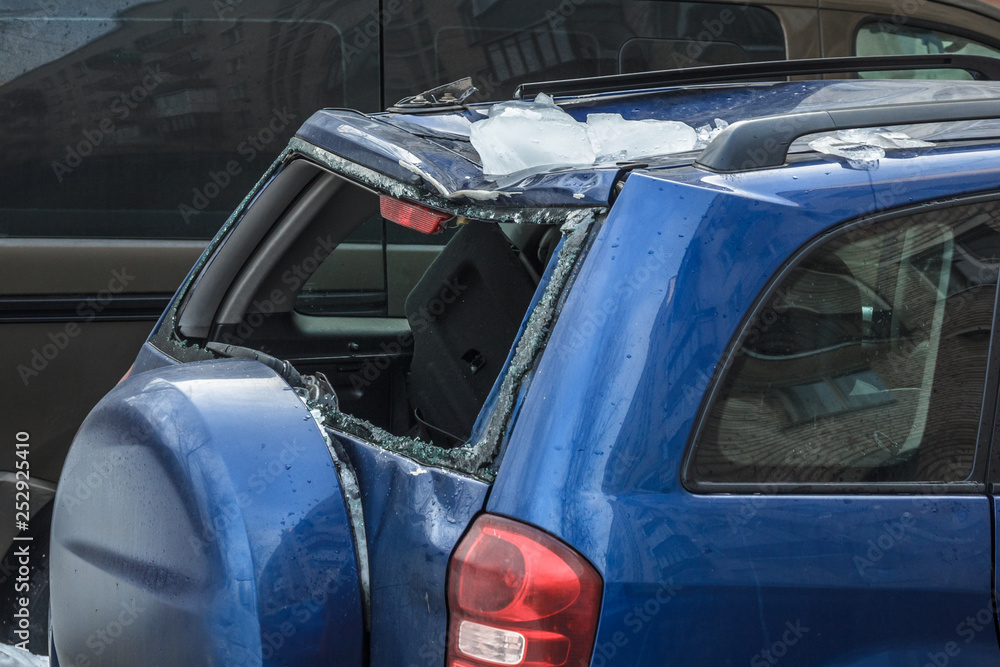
[[514, 55, 1000, 99], [694, 98, 1000, 173]]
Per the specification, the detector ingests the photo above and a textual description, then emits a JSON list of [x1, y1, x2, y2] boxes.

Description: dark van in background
[[1, 0, 1000, 653]]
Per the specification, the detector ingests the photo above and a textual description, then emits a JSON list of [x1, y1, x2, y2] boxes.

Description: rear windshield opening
[[201, 168, 562, 450]]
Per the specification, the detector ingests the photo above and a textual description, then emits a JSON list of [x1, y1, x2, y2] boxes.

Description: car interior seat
[[404, 222, 537, 445]]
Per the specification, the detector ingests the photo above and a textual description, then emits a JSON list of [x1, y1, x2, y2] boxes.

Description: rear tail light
[[380, 195, 452, 234], [447, 514, 602, 667]]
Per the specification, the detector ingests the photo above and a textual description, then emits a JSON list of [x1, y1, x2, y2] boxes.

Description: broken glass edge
[[288, 137, 606, 224], [151, 136, 600, 479], [312, 210, 597, 480]]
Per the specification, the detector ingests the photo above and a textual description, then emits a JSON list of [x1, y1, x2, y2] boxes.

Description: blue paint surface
[[50, 360, 364, 666], [488, 148, 1000, 664]]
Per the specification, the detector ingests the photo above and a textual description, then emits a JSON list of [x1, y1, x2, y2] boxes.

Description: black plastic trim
[[294, 291, 387, 317], [514, 54, 1000, 99], [986, 266, 1000, 493], [214, 172, 342, 324], [177, 159, 321, 339], [696, 97, 1000, 173], [681, 191, 1000, 496], [0, 294, 171, 323]]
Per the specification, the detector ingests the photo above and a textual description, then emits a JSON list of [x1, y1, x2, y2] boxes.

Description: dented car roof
[[293, 78, 1000, 217]]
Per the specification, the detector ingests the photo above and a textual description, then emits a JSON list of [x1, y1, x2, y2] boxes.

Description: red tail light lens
[[447, 514, 602, 667], [380, 195, 452, 234]]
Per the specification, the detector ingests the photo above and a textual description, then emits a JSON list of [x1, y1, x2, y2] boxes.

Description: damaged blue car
[[50, 55, 1000, 666]]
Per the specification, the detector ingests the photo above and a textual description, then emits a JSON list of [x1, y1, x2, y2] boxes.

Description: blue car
[[49, 56, 1000, 666]]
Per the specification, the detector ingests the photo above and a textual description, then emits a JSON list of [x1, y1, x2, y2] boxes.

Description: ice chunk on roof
[[809, 128, 933, 163], [471, 94, 711, 177], [810, 136, 887, 161], [587, 113, 697, 161], [695, 118, 730, 148], [836, 128, 933, 149], [470, 93, 595, 177]]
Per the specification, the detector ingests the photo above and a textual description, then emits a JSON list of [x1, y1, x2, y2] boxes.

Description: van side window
[[857, 22, 1000, 79], [0, 6, 380, 239], [691, 200, 1000, 485], [384, 1, 786, 104]]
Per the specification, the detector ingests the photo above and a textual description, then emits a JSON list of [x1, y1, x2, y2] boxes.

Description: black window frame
[[681, 192, 1000, 496]]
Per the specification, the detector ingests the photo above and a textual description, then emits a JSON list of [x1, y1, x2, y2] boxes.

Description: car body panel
[[332, 433, 489, 667], [487, 152, 1000, 662]]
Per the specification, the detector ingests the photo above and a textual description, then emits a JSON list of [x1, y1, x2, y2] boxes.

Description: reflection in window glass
[[693, 200, 1000, 485], [383, 1, 785, 104], [857, 22, 1000, 79], [0, 2, 380, 239]]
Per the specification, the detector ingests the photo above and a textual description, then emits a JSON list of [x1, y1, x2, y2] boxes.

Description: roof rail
[[694, 98, 1000, 173], [513, 55, 1000, 99]]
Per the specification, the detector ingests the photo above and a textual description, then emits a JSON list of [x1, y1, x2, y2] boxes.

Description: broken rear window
[[172, 160, 586, 474]]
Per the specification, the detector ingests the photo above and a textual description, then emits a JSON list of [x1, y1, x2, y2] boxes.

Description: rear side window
[[690, 200, 1000, 486], [382, 0, 785, 104], [857, 22, 1000, 79]]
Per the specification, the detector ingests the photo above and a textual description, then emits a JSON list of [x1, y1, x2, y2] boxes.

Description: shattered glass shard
[[837, 128, 934, 149], [695, 118, 730, 148]]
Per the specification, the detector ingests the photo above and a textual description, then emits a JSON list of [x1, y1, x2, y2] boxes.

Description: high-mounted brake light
[[447, 514, 602, 667], [380, 195, 452, 234]]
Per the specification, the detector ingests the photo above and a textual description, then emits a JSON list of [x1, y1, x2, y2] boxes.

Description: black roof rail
[[695, 98, 1000, 173], [513, 55, 1000, 99]]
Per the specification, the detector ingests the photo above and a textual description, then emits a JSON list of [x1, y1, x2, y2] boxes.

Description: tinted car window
[[692, 200, 1000, 485], [382, 0, 786, 104], [294, 215, 460, 318], [857, 21, 1000, 79], [0, 1, 379, 239]]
